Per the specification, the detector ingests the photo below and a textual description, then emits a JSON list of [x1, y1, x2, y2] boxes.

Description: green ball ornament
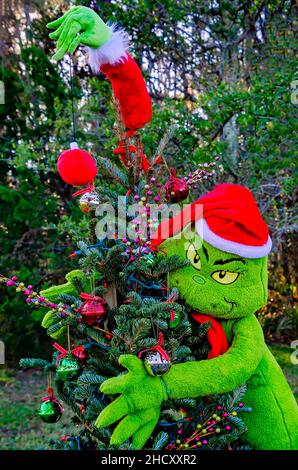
[[169, 309, 182, 328], [38, 398, 63, 423], [56, 355, 81, 381]]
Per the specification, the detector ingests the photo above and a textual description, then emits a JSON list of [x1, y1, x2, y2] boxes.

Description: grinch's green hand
[[95, 355, 167, 448], [47, 6, 112, 61]]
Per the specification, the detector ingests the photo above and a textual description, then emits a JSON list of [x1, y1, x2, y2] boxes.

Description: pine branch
[[78, 372, 107, 386], [96, 156, 129, 188], [57, 294, 80, 306], [89, 218, 98, 245], [152, 123, 179, 169], [151, 432, 170, 450], [19, 358, 50, 369], [153, 255, 190, 276], [74, 384, 97, 401]]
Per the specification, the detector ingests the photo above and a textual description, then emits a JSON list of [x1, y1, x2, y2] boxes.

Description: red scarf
[[190, 313, 229, 359]]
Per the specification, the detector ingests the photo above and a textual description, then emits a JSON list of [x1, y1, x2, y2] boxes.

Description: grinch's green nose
[[193, 274, 206, 285]]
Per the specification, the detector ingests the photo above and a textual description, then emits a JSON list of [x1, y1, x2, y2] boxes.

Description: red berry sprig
[[0, 274, 73, 318]]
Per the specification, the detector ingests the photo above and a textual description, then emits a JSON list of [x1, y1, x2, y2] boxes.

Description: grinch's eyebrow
[[214, 257, 246, 266], [202, 245, 209, 261]]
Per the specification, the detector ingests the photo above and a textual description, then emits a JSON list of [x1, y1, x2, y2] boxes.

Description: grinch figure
[[94, 184, 298, 450], [48, 6, 298, 450]]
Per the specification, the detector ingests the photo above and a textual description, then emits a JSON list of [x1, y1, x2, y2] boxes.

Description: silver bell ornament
[[79, 191, 100, 214], [139, 332, 171, 377]]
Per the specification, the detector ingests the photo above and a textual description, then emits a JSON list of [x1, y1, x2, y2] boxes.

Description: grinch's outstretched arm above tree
[[47, 5, 152, 134]]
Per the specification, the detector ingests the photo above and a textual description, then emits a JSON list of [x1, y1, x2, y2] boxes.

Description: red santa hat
[[151, 184, 272, 259]]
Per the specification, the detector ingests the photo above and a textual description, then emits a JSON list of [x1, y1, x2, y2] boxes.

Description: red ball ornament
[[57, 142, 98, 186], [162, 168, 189, 203], [77, 293, 108, 326]]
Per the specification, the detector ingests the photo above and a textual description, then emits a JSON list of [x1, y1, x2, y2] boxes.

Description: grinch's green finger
[[57, 19, 81, 50], [49, 20, 68, 40], [119, 355, 145, 374], [53, 22, 81, 61], [68, 36, 81, 54], [77, 31, 102, 48], [95, 396, 129, 428], [49, 16, 72, 40], [100, 375, 128, 395], [52, 44, 69, 61], [68, 31, 95, 53], [110, 414, 143, 445], [132, 416, 159, 449], [46, 7, 78, 29]]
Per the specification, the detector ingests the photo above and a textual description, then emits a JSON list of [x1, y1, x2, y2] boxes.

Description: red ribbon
[[113, 140, 150, 172], [125, 130, 136, 139], [80, 292, 101, 302], [165, 292, 178, 303], [138, 332, 171, 362], [72, 181, 95, 198], [53, 342, 86, 364], [42, 387, 54, 401], [41, 387, 64, 412]]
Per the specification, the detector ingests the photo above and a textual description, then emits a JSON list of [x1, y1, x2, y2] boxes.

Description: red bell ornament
[[57, 142, 98, 187], [77, 293, 108, 326], [162, 168, 189, 203]]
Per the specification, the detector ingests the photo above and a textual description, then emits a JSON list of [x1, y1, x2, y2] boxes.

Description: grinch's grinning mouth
[[224, 297, 238, 312]]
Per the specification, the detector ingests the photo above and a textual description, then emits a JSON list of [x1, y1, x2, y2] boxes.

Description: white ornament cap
[[70, 142, 79, 150]]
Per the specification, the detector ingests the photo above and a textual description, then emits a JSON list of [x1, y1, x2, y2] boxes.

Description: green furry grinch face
[[160, 233, 268, 319]]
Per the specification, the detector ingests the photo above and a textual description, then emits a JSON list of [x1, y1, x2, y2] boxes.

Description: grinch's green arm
[[164, 315, 265, 398], [40, 270, 89, 302], [39, 270, 89, 340]]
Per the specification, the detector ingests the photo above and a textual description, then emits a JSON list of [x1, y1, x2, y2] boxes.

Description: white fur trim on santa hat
[[195, 219, 272, 259], [86, 24, 130, 72]]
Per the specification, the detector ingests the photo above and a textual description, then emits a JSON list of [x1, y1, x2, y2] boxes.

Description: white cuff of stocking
[[86, 24, 130, 71]]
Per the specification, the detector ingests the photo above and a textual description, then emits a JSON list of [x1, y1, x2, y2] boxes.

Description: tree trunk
[[222, 44, 239, 179]]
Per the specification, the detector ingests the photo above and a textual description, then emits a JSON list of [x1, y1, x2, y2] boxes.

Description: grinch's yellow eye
[[211, 270, 239, 285], [187, 243, 201, 270]]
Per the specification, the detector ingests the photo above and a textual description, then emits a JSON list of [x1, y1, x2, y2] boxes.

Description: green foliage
[[19, 358, 50, 369]]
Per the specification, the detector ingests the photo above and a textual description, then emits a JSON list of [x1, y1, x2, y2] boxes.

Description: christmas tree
[[1, 134, 251, 449], [0, 72, 251, 454], [0, 5, 253, 451]]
